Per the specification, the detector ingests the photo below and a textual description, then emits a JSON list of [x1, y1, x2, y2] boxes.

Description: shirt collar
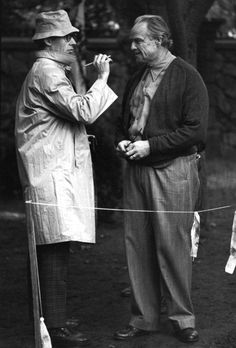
[[148, 52, 176, 81], [35, 50, 76, 68]]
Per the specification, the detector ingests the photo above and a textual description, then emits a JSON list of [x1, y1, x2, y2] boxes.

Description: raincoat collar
[[35, 50, 76, 67]]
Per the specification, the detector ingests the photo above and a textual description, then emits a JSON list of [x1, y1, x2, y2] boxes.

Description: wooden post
[[26, 201, 41, 348]]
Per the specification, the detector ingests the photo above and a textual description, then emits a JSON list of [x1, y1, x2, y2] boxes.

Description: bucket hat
[[32, 10, 79, 41]]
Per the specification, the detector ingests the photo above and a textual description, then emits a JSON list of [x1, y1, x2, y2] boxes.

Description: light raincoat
[[15, 50, 117, 245]]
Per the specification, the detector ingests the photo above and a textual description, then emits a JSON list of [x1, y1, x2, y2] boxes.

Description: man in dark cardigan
[[114, 15, 209, 343]]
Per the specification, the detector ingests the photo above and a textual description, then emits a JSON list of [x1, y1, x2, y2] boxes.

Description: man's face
[[49, 34, 77, 55], [129, 22, 160, 64]]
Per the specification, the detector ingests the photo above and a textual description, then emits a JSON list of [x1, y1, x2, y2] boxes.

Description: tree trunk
[[166, 0, 188, 60], [184, 0, 215, 65]]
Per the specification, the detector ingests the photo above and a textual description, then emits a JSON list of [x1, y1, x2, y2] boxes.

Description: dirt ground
[[0, 142, 236, 348]]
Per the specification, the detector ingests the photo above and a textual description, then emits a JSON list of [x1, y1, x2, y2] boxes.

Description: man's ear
[[44, 38, 53, 47]]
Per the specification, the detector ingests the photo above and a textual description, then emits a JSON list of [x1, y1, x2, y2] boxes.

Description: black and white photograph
[[1, 1, 236, 347]]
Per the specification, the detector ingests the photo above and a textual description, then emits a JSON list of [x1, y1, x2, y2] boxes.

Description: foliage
[[1, 0, 120, 38], [2, 0, 43, 37], [206, 0, 236, 38], [85, 0, 120, 37]]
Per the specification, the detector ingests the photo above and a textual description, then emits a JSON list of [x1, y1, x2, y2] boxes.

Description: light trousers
[[123, 154, 200, 331]]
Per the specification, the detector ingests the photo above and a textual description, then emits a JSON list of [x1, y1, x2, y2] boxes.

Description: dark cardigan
[[116, 57, 209, 166]]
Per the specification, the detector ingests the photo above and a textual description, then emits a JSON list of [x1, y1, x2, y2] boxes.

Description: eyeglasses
[[50, 33, 80, 43], [64, 33, 80, 43], [64, 34, 73, 42]]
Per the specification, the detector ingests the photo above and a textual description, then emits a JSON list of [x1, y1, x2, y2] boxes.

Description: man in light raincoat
[[15, 9, 117, 347]]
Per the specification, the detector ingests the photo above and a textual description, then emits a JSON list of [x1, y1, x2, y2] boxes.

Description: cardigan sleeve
[[148, 66, 209, 155]]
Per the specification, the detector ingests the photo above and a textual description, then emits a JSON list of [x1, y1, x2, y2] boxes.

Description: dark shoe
[[49, 327, 90, 346], [175, 328, 199, 343], [114, 325, 149, 340]]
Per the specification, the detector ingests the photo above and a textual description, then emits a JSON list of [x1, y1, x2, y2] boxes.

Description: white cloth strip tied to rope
[[225, 211, 236, 274], [190, 212, 200, 260], [40, 317, 52, 348]]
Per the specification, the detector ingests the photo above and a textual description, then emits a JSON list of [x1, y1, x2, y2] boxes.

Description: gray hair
[[134, 15, 173, 49]]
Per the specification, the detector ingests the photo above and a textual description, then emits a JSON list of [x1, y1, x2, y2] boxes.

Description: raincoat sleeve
[[39, 66, 117, 124]]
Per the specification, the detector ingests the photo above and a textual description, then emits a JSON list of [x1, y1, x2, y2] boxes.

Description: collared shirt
[[129, 52, 176, 140]]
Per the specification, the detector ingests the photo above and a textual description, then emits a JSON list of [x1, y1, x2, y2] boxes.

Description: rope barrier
[[23, 200, 236, 275], [25, 200, 235, 214]]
